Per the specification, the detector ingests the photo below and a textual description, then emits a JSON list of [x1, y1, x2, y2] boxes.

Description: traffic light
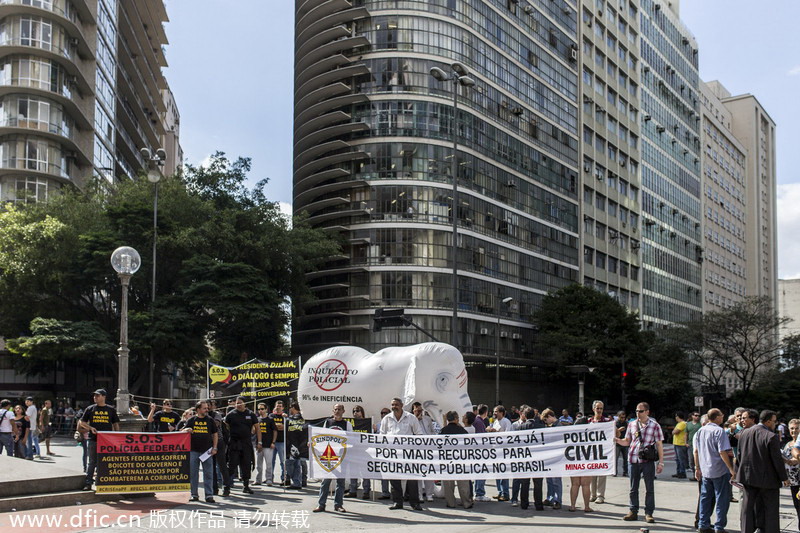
[[373, 308, 409, 331]]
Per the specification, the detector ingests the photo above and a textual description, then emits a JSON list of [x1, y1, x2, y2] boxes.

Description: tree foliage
[[532, 284, 650, 406], [0, 153, 339, 392], [683, 296, 792, 398]]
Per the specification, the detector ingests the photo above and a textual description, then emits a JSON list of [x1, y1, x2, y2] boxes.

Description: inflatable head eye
[[435, 372, 452, 393]]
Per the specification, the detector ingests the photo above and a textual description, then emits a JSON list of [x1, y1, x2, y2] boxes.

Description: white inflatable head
[[298, 342, 472, 426]]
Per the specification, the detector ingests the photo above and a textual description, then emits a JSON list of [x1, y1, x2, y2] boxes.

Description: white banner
[[309, 421, 616, 480]]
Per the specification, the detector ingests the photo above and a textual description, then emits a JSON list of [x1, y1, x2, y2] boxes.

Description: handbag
[[636, 421, 658, 462]]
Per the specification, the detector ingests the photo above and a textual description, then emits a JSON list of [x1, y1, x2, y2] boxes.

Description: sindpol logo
[[209, 365, 232, 385], [311, 434, 347, 472]]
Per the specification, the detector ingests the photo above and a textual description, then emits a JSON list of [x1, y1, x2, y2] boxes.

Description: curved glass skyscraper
[[294, 0, 581, 363]]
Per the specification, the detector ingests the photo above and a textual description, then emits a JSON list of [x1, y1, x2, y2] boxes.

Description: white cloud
[[778, 183, 800, 279], [788, 66, 800, 76]]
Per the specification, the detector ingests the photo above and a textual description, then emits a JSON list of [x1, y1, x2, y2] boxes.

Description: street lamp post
[[111, 246, 141, 414], [429, 63, 475, 351], [496, 296, 514, 407], [140, 147, 166, 398]]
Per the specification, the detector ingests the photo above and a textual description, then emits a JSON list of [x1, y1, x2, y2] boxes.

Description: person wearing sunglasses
[[254, 403, 275, 486], [615, 402, 664, 524], [148, 399, 180, 432], [686, 412, 702, 474], [345, 405, 371, 499]]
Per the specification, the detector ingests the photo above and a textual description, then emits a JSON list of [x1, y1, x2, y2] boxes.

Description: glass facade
[[294, 0, 580, 360], [638, 0, 702, 327]]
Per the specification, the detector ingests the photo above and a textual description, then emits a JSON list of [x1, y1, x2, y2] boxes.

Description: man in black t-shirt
[[207, 400, 231, 495], [78, 389, 120, 490], [615, 411, 629, 476], [269, 400, 286, 484], [284, 402, 308, 490], [147, 399, 180, 432], [223, 396, 261, 495], [183, 400, 218, 503], [255, 403, 276, 486]]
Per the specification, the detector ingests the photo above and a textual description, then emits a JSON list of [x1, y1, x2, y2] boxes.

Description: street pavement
[[1, 436, 798, 533]]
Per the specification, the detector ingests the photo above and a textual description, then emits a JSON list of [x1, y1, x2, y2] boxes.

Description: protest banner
[[309, 421, 615, 480], [207, 358, 299, 401], [95, 432, 190, 493]]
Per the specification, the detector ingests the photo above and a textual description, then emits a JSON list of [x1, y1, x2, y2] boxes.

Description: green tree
[[533, 284, 648, 405], [0, 153, 338, 392], [686, 296, 792, 399]]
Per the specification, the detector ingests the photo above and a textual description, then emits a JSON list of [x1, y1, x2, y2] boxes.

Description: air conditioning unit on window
[[570, 46, 578, 61], [500, 331, 509, 338], [643, 114, 651, 121], [512, 333, 522, 340], [620, 159, 626, 167], [480, 328, 489, 335]]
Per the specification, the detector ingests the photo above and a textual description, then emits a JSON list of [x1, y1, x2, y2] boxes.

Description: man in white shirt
[[412, 402, 436, 502], [486, 405, 512, 502], [486, 405, 512, 500], [24, 397, 38, 459], [0, 399, 18, 455], [380, 397, 423, 511]]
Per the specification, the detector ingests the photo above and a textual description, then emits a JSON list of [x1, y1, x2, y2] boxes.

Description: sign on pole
[[207, 358, 299, 401], [694, 396, 704, 407]]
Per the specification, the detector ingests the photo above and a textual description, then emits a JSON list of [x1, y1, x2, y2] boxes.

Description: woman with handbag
[[614, 402, 664, 525]]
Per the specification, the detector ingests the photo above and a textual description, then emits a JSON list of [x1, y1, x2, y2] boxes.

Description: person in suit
[[735, 409, 788, 533]]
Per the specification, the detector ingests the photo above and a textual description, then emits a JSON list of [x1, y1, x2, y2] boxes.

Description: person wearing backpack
[[0, 399, 18, 455]]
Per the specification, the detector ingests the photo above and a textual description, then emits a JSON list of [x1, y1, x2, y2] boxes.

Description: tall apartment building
[[717, 89, 778, 303], [293, 0, 581, 367], [0, 0, 180, 204], [0, 0, 179, 400], [577, 0, 643, 311], [699, 81, 748, 312], [637, 0, 703, 328]]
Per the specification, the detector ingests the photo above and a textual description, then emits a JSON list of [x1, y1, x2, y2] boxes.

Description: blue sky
[[163, 0, 800, 277]]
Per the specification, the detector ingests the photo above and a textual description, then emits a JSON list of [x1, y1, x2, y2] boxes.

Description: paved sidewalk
[[1, 438, 797, 532]]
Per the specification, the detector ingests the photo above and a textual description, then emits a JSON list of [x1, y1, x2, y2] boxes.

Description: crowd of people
[[0, 396, 58, 459], [3, 390, 797, 533]]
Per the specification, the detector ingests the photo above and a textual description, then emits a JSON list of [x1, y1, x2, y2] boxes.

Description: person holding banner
[[314, 403, 352, 513], [380, 397, 424, 511], [589, 400, 612, 504], [487, 405, 512, 501], [284, 402, 308, 490], [515, 407, 545, 511], [224, 396, 261, 495], [183, 400, 218, 503], [615, 401, 664, 524], [438, 410, 473, 509], [78, 389, 120, 491], [541, 409, 563, 509], [346, 405, 371, 499]]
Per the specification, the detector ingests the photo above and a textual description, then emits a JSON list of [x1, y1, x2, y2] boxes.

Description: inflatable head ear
[[402, 343, 472, 425]]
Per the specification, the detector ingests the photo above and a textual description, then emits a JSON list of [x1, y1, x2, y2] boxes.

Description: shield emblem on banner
[[311, 434, 347, 472]]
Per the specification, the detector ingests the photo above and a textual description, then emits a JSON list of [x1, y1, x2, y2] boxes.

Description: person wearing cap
[[78, 389, 120, 491]]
